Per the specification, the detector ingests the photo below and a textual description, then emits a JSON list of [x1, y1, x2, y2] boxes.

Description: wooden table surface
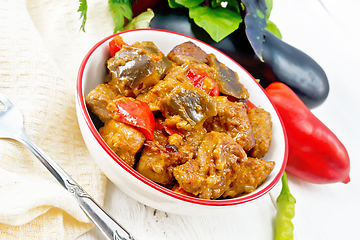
[[78, 0, 360, 239]]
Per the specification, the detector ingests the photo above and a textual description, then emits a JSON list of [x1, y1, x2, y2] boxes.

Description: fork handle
[[14, 129, 137, 240]]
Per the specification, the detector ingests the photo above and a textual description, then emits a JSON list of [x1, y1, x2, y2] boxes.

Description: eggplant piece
[[107, 45, 159, 97], [208, 53, 249, 100], [85, 83, 120, 123], [162, 81, 217, 129], [150, 5, 329, 109], [132, 41, 173, 78]]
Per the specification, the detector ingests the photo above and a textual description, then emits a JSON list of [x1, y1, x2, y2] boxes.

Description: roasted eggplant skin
[[150, 6, 329, 109], [261, 30, 329, 109]]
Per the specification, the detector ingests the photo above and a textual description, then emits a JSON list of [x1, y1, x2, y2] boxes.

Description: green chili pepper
[[275, 172, 296, 240]]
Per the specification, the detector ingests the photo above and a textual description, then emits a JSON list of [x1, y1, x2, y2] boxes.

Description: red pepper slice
[[150, 53, 163, 61], [164, 125, 184, 137], [155, 119, 184, 137], [172, 184, 196, 197], [265, 82, 350, 184], [110, 96, 155, 140], [109, 36, 127, 57], [186, 68, 219, 96], [247, 100, 257, 111]]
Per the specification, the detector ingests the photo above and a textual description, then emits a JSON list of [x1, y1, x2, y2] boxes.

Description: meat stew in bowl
[[85, 36, 275, 200]]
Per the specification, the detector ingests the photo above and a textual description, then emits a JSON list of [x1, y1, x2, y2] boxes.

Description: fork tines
[[0, 93, 14, 110]]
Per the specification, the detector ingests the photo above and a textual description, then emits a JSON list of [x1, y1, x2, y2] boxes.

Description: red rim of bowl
[[76, 28, 288, 207]]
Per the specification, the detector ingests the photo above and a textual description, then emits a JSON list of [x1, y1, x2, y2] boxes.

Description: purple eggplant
[[150, 6, 329, 109]]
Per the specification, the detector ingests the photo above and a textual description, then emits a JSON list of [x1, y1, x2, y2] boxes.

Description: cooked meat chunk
[[136, 119, 206, 185], [99, 119, 146, 167], [136, 121, 176, 185], [208, 53, 249, 100], [167, 41, 209, 65], [204, 96, 255, 152], [171, 126, 206, 161], [173, 132, 247, 199], [248, 107, 272, 158], [222, 157, 275, 198], [107, 45, 159, 97], [85, 84, 120, 123]]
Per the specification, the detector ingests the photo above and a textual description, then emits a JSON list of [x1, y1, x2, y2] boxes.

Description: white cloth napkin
[[0, 0, 116, 239]]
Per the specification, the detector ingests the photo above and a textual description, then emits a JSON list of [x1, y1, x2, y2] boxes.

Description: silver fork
[[0, 93, 137, 240]]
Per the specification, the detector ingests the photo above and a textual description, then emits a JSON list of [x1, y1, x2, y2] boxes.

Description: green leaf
[[109, 0, 133, 33], [167, 0, 182, 8], [241, 0, 268, 61], [124, 8, 155, 30], [212, 0, 241, 13], [266, 20, 282, 39], [77, 0, 88, 32], [175, 0, 203, 8], [226, 0, 242, 12], [263, 0, 282, 39], [189, 6, 242, 42], [210, 0, 222, 8], [264, 0, 273, 19]]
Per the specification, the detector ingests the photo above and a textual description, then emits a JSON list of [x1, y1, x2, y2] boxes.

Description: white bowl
[[75, 29, 288, 215]]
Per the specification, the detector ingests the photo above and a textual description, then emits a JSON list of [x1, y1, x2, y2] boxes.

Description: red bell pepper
[[186, 68, 219, 96], [265, 82, 350, 184], [109, 36, 127, 57], [109, 96, 155, 140], [172, 184, 196, 197], [246, 100, 257, 111], [150, 52, 163, 61], [155, 118, 184, 137]]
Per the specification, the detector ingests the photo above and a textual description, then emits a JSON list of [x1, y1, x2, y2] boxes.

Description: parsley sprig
[[77, 0, 88, 32], [109, 0, 133, 33], [78, 0, 154, 33]]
